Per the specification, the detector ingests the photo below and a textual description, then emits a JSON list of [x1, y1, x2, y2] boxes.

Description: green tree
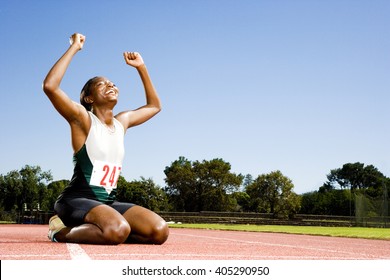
[[300, 162, 389, 216], [327, 162, 386, 197], [116, 176, 170, 211], [164, 157, 243, 211], [19, 165, 52, 211], [163, 157, 195, 211], [192, 158, 243, 211], [300, 189, 353, 215], [0, 170, 23, 211], [0, 165, 52, 212], [231, 191, 251, 212], [42, 180, 69, 211], [246, 170, 300, 218]]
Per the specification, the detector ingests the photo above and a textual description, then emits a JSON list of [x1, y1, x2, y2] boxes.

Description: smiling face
[[80, 76, 119, 111]]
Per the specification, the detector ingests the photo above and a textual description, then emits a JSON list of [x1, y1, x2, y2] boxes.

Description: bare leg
[[122, 206, 169, 244], [55, 204, 130, 245]]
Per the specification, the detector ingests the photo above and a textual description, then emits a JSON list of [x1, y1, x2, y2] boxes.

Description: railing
[[1, 210, 389, 228], [158, 211, 390, 228]]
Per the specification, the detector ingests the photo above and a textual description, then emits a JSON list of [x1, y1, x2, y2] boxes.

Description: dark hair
[[80, 76, 100, 111]]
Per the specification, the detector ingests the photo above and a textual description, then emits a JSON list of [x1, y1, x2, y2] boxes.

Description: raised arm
[[116, 52, 162, 129], [42, 33, 87, 123]]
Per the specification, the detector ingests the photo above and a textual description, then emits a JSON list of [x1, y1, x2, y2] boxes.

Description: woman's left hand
[[123, 52, 144, 68]]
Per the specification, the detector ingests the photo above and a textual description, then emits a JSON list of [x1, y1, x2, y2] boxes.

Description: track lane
[[0, 225, 389, 260]]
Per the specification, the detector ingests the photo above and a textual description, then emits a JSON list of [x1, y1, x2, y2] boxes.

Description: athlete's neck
[[91, 107, 114, 126]]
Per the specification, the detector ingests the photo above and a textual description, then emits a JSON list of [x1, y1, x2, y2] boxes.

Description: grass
[[168, 223, 390, 240]]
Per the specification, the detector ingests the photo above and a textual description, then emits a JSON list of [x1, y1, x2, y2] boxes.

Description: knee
[[150, 220, 169, 245], [104, 221, 131, 245]]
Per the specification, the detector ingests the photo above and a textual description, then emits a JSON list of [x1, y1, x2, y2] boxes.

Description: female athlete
[[42, 33, 169, 245]]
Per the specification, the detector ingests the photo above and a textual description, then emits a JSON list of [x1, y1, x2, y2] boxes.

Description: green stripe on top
[[73, 144, 114, 204], [73, 145, 93, 184]]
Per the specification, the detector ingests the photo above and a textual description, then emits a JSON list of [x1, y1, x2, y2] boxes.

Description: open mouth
[[105, 89, 117, 95]]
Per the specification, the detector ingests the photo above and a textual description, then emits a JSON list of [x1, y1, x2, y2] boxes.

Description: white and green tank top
[[60, 111, 125, 203]]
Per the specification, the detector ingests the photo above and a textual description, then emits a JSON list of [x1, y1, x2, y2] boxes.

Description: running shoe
[[48, 215, 66, 242]]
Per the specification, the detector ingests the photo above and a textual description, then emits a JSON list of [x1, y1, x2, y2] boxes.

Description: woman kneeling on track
[[42, 33, 169, 245]]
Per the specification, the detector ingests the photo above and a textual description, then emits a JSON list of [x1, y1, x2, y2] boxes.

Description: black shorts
[[54, 197, 136, 227]]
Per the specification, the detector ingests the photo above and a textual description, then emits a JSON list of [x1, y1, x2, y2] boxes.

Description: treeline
[[0, 158, 389, 219]]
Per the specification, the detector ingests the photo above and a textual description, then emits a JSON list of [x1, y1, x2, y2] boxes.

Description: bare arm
[[116, 52, 162, 129], [42, 33, 87, 124], [42, 33, 90, 152]]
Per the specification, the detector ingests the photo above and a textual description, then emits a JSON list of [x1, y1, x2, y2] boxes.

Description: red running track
[[0, 224, 389, 260]]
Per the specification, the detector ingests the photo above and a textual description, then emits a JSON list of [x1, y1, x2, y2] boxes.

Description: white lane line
[[0, 254, 70, 259], [66, 243, 91, 260], [170, 232, 377, 258], [87, 253, 375, 260]]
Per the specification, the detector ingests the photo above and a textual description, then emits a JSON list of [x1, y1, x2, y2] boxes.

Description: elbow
[[151, 105, 162, 117], [42, 83, 50, 95], [157, 99, 162, 112], [155, 106, 162, 116], [151, 106, 161, 117], [42, 79, 56, 95], [153, 100, 162, 114]]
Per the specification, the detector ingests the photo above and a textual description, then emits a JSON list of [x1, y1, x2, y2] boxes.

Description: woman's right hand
[[69, 33, 86, 50]]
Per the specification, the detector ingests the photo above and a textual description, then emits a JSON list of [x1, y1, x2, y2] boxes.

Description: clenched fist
[[123, 52, 144, 68], [69, 33, 86, 50]]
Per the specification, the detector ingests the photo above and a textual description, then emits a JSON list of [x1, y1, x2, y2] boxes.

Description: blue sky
[[0, 0, 389, 194]]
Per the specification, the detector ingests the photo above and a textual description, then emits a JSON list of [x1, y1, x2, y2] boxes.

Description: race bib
[[90, 160, 122, 193]]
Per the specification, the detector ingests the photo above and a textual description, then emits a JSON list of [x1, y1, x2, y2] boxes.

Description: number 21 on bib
[[90, 160, 122, 193]]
